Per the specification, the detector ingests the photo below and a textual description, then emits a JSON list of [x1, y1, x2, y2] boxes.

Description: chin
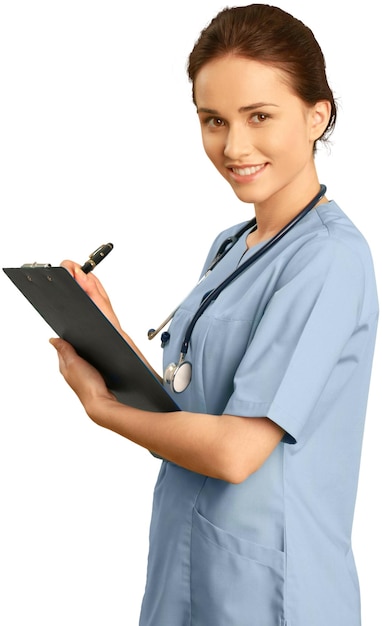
[[229, 185, 263, 205]]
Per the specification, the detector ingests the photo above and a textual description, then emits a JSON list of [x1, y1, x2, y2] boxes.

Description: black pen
[[80, 243, 114, 274]]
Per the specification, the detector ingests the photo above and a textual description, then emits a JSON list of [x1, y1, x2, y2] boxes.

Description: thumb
[[49, 337, 77, 362], [49, 337, 68, 352]]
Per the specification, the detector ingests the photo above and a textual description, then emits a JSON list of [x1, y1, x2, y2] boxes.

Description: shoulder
[[314, 201, 374, 259], [283, 201, 375, 271], [279, 201, 379, 320]]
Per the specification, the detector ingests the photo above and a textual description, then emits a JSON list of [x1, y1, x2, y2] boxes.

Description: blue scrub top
[[139, 201, 379, 626]]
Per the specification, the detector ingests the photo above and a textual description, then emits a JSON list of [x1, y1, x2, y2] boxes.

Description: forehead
[[194, 55, 296, 109]]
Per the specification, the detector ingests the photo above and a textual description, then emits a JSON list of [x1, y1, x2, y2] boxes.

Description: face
[[194, 55, 329, 209]]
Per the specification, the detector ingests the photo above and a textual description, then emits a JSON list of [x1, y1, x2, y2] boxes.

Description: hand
[[50, 337, 116, 421], [60, 260, 123, 332]]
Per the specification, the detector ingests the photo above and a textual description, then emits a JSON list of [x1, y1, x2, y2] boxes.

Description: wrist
[[85, 392, 118, 427]]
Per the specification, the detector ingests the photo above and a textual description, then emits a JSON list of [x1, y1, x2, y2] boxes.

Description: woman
[[50, 4, 378, 625]]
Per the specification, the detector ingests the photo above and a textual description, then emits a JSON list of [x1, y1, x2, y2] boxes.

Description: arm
[[50, 338, 284, 484]]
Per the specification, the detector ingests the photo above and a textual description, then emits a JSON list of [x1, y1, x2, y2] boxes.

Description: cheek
[[201, 132, 224, 164], [201, 133, 213, 157], [286, 114, 312, 148], [265, 122, 310, 160]]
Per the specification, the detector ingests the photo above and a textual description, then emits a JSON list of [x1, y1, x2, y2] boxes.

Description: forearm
[[87, 398, 227, 477], [85, 397, 283, 483]]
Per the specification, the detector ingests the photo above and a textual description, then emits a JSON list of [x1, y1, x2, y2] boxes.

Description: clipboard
[[3, 265, 179, 413]]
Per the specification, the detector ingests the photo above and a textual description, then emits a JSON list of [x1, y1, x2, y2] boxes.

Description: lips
[[227, 163, 268, 183]]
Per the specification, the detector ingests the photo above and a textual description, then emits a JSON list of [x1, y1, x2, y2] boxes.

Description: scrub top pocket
[[191, 508, 285, 626]]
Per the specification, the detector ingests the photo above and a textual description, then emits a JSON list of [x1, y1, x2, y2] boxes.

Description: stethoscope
[[148, 184, 327, 393]]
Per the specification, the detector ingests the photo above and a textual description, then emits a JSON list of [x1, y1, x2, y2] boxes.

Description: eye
[[204, 116, 226, 128], [250, 113, 270, 124]]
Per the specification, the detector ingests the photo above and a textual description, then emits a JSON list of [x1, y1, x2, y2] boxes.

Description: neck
[[247, 180, 327, 248]]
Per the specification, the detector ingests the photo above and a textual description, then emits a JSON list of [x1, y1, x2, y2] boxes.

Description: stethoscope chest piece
[[164, 358, 192, 393]]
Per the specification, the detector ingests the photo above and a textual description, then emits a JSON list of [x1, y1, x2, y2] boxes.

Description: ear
[[309, 100, 332, 141]]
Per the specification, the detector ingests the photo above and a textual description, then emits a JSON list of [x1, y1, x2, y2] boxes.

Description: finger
[[60, 259, 81, 277], [61, 261, 97, 292], [61, 259, 111, 304], [60, 260, 98, 291]]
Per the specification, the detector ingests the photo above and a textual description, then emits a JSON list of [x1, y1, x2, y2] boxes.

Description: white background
[[0, 1, 380, 624]]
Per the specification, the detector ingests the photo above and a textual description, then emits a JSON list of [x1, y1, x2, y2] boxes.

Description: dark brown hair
[[187, 4, 337, 143]]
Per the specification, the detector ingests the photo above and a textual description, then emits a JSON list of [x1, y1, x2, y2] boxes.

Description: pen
[[80, 243, 114, 274]]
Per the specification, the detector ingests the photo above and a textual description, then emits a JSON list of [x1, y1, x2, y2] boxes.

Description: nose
[[223, 123, 253, 160]]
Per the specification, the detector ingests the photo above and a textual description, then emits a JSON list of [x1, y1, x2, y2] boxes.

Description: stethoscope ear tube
[[148, 307, 179, 340]]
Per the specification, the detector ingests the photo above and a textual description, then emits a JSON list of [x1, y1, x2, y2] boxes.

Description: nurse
[[50, 4, 378, 625]]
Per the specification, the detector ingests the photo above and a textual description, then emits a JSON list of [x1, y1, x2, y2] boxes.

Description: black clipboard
[[3, 265, 179, 413]]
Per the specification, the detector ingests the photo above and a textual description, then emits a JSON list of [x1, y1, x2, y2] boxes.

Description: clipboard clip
[[21, 262, 52, 268], [21, 262, 53, 282]]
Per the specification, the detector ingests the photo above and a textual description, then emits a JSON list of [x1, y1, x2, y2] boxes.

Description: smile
[[231, 164, 265, 176]]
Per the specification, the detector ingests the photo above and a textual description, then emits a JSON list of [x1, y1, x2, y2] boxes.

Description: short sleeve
[[223, 236, 366, 443]]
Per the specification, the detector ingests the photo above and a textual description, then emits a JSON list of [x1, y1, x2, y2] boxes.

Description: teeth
[[232, 165, 264, 176]]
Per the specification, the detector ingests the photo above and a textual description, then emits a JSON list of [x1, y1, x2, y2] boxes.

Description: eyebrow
[[197, 102, 279, 114]]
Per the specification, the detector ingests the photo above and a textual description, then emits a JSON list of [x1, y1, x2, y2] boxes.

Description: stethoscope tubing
[[179, 184, 327, 357]]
